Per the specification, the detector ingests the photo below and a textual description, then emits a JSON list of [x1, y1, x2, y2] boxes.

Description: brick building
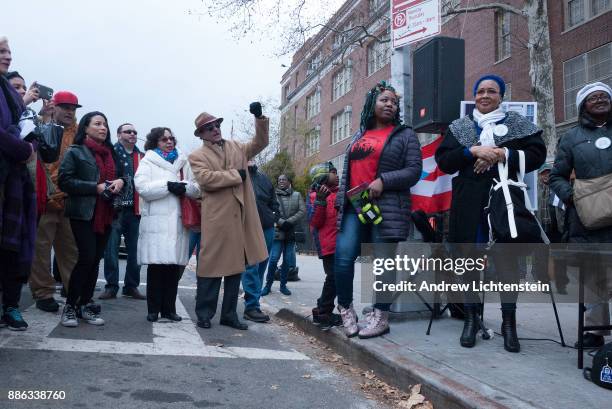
[[279, 0, 611, 175]]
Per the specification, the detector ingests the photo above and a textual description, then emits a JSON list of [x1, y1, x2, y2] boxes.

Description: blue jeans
[[242, 227, 274, 310], [334, 208, 396, 311], [265, 239, 296, 286], [103, 210, 141, 292], [188, 231, 201, 269]]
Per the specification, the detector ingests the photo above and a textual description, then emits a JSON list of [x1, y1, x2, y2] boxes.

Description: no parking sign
[[391, 0, 441, 48]]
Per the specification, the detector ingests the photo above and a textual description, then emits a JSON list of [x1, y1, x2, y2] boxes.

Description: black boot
[[501, 310, 520, 353], [460, 306, 478, 348]]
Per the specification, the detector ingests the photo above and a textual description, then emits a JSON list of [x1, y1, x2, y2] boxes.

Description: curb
[[275, 308, 519, 409]]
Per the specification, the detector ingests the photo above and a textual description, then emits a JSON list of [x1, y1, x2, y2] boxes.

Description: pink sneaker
[[358, 308, 390, 339], [338, 304, 359, 338]]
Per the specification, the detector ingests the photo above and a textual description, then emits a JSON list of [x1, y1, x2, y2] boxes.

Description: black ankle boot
[[460, 307, 478, 348], [501, 310, 520, 353]]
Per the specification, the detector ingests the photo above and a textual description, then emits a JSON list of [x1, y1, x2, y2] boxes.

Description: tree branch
[[443, 3, 526, 18]]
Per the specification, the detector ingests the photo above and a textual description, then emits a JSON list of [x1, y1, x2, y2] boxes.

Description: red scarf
[[84, 138, 116, 233]]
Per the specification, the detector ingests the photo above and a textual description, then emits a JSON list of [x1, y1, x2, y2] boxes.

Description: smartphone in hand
[[34, 84, 54, 100]]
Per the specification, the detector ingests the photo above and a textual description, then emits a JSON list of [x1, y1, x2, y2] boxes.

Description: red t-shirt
[[349, 126, 394, 189]]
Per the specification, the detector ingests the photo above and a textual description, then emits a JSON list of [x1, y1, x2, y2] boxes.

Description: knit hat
[[473, 74, 506, 98], [576, 82, 612, 111], [309, 161, 336, 186]]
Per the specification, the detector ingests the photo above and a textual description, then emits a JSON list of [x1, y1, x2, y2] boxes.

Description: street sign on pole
[[391, 0, 440, 49]]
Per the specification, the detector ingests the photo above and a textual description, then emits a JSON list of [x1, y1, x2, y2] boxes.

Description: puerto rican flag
[[410, 135, 455, 214]]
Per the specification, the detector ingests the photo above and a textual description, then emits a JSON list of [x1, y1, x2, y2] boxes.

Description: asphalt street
[[0, 259, 384, 409]]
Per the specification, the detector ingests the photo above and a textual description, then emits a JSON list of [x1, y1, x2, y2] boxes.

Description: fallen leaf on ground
[[270, 385, 279, 390], [212, 343, 224, 347], [362, 371, 376, 380], [411, 384, 421, 395], [414, 402, 434, 409], [302, 374, 312, 379]]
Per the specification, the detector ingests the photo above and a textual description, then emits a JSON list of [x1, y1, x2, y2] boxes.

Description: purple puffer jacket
[[335, 125, 422, 241]]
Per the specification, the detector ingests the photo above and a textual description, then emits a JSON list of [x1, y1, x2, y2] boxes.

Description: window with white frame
[[306, 51, 322, 76], [495, 11, 511, 61], [305, 128, 320, 157], [331, 109, 352, 144], [563, 43, 611, 120], [367, 35, 391, 75], [330, 153, 345, 177], [333, 20, 354, 49], [332, 62, 352, 101], [306, 89, 321, 119], [565, 0, 611, 29]]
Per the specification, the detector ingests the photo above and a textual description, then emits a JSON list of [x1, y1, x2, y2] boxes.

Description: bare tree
[[444, 1, 557, 154], [232, 96, 281, 166]]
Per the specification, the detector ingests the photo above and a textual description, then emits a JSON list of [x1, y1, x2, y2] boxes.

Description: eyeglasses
[[122, 129, 137, 135], [586, 94, 611, 104], [203, 122, 221, 132], [160, 137, 176, 143]]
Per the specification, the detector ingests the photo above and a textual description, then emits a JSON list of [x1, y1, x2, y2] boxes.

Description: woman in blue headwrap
[[435, 75, 546, 352]]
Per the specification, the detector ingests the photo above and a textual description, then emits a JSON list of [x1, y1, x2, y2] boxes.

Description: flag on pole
[[410, 135, 454, 214]]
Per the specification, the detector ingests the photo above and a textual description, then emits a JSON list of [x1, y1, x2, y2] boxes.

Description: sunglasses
[[586, 94, 611, 104], [160, 136, 176, 143], [122, 129, 137, 135], [202, 122, 221, 132]]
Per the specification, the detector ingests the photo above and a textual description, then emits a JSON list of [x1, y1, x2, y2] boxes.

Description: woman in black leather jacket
[[58, 111, 124, 328]]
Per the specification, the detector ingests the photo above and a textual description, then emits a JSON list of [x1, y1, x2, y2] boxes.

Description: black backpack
[[584, 342, 612, 390], [485, 149, 548, 245]]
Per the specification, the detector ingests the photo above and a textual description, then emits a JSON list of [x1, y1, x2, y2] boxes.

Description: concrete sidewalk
[[260, 254, 611, 409]]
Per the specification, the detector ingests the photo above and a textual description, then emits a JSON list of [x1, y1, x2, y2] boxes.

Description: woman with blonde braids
[[334, 81, 422, 339]]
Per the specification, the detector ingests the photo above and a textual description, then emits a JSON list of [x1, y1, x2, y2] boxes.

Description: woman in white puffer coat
[[134, 127, 200, 323]]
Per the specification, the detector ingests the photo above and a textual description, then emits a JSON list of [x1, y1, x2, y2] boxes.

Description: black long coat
[[435, 113, 546, 243]]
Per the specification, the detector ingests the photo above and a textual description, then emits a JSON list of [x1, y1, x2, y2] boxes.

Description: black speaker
[[412, 37, 465, 133]]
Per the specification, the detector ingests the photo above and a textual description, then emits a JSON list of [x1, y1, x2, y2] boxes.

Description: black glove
[[249, 102, 262, 119], [237, 169, 247, 181], [167, 181, 186, 196]]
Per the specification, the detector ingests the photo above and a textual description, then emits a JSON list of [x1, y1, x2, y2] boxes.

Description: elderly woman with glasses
[[550, 81, 612, 349], [134, 127, 200, 322]]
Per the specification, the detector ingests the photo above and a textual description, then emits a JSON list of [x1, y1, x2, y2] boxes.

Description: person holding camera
[[188, 102, 269, 330], [307, 162, 341, 328], [27, 91, 82, 313], [261, 174, 305, 297], [58, 111, 125, 327], [134, 127, 200, 322], [0, 36, 37, 331], [334, 81, 422, 339]]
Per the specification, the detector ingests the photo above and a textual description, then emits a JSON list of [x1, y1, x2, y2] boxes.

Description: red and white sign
[[391, 0, 440, 49]]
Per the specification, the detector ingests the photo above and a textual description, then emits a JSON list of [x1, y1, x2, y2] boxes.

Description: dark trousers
[[0, 249, 24, 309], [68, 220, 110, 307], [146, 264, 182, 315], [317, 255, 336, 313], [195, 274, 241, 322], [103, 210, 141, 292]]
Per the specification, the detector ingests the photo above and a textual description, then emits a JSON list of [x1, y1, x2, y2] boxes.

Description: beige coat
[[188, 117, 269, 278]]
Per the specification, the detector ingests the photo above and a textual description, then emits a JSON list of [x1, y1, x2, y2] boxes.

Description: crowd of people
[[1, 35, 610, 352]]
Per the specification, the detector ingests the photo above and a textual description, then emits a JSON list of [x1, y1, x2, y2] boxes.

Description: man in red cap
[[29, 91, 82, 312]]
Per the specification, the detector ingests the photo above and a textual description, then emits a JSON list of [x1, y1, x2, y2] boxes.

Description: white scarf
[[472, 107, 506, 147]]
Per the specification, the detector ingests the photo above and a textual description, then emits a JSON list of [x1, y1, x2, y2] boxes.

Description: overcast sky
[[2, 0, 294, 153]]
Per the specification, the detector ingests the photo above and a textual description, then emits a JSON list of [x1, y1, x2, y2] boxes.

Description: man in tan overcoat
[[188, 102, 268, 330]]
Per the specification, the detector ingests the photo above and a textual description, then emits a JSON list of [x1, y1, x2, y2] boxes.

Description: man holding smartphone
[[29, 91, 81, 312], [100, 123, 145, 300]]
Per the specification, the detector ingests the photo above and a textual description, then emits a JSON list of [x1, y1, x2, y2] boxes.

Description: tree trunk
[[524, 0, 557, 157]]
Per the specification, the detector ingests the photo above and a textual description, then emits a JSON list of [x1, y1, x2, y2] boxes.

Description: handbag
[[30, 123, 63, 164], [179, 169, 201, 230], [485, 149, 549, 245], [583, 342, 612, 390], [573, 173, 612, 230]]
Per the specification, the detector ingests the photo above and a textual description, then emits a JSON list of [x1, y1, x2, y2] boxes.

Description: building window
[[283, 85, 290, 103], [332, 109, 352, 144], [332, 61, 353, 101], [495, 11, 511, 61], [305, 128, 320, 157], [306, 89, 321, 119], [369, 0, 386, 15], [505, 83, 512, 101], [330, 153, 346, 177], [565, 0, 611, 29], [333, 20, 354, 49], [563, 43, 611, 120], [306, 51, 322, 76], [367, 34, 391, 75]]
